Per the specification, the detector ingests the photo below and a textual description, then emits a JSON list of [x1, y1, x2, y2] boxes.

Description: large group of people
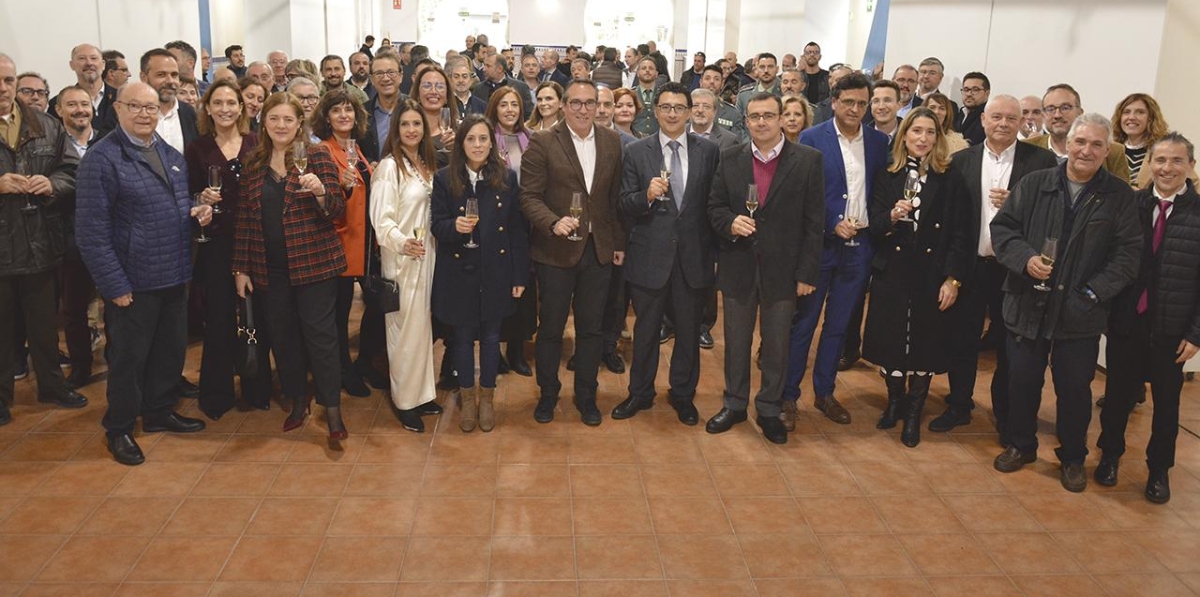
[[1, 34, 1195, 505]]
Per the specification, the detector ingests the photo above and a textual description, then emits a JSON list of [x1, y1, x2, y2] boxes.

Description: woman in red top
[[233, 93, 349, 444], [313, 89, 388, 397]]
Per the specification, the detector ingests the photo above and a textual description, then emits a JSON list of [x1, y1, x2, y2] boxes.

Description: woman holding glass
[[313, 89, 388, 397], [414, 65, 458, 166], [431, 115, 530, 432], [485, 87, 536, 377], [370, 100, 443, 432], [232, 92, 349, 444], [612, 87, 641, 139], [186, 79, 273, 420], [862, 107, 968, 448], [526, 81, 564, 132]]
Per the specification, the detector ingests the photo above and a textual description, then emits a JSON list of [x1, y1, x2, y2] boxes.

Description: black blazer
[[618, 133, 720, 290], [867, 166, 970, 291], [954, 106, 985, 145], [949, 141, 1058, 280], [707, 140, 825, 303]]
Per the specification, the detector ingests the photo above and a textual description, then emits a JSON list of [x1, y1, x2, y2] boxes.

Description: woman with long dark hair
[[526, 81, 564, 132], [863, 107, 968, 448], [414, 65, 457, 165], [232, 92, 349, 444], [430, 115, 530, 432]]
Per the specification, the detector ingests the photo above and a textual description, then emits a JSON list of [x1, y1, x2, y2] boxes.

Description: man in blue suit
[[786, 72, 889, 427]]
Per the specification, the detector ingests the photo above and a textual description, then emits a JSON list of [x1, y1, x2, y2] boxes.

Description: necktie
[[1136, 199, 1172, 314], [668, 140, 684, 210]]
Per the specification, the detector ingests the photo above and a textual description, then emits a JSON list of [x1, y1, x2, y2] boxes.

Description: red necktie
[[1136, 199, 1172, 314]]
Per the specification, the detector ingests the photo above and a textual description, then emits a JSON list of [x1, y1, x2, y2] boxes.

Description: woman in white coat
[[369, 100, 442, 432]]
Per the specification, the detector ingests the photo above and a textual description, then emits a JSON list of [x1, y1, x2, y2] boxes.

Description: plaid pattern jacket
[[232, 144, 347, 287]]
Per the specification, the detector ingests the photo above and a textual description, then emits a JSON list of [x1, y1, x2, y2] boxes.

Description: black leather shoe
[[1145, 469, 1170, 504], [341, 372, 371, 397], [705, 407, 747, 434], [0, 401, 10, 426], [1060, 462, 1087, 493], [566, 354, 577, 372], [757, 415, 788, 444], [659, 326, 674, 344], [602, 352, 626, 374], [356, 363, 390, 390], [699, 330, 714, 349], [142, 412, 206, 434], [993, 446, 1037, 473], [395, 407, 425, 433], [417, 401, 444, 415], [575, 398, 602, 426], [837, 351, 860, 372], [611, 396, 653, 420], [508, 357, 532, 377], [534, 396, 558, 423], [107, 433, 145, 466], [669, 398, 699, 426], [497, 354, 511, 374], [38, 390, 88, 409], [1094, 458, 1119, 487], [178, 377, 200, 398], [66, 368, 94, 389], [928, 406, 972, 432]]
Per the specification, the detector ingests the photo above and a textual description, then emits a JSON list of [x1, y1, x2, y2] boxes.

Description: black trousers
[[197, 237, 273, 415], [335, 276, 387, 374], [535, 240, 611, 401], [661, 278, 717, 333], [1098, 314, 1183, 470], [0, 270, 70, 404], [59, 250, 96, 372], [721, 269, 794, 417], [628, 259, 705, 403], [946, 258, 1009, 416], [601, 264, 629, 355], [1006, 333, 1099, 464], [102, 284, 188, 436], [262, 275, 341, 407]]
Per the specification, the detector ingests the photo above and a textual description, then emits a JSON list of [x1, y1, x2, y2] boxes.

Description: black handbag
[[361, 159, 401, 314], [236, 295, 259, 378]]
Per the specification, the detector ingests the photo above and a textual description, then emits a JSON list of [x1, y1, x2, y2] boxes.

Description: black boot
[[506, 342, 532, 377], [901, 375, 930, 448], [878, 375, 906, 430]]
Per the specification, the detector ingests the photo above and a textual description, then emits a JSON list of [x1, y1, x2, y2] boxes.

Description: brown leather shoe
[[779, 400, 798, 431], [814, 394, 851, 424]]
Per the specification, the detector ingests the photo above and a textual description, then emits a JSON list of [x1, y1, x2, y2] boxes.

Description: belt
[[976, 255, 997, 263]]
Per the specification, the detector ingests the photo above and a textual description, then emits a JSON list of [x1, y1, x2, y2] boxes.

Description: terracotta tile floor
[[3, 321, 1200, 597]]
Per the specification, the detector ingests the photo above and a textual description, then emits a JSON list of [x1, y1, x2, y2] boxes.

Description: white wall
[[734, 0, 851, 66], [1153, 0, 1198, 140]]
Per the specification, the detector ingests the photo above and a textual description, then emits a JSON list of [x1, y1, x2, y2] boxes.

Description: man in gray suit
[[613, 83, 721, 426], [689, 88, 739, 152]]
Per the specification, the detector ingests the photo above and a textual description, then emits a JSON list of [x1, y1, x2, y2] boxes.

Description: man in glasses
[[15, 73, 49, 112], [800, 42, 830, 105], [359, 53, 405, 163], [955, 71, 991, 145], [472, 54, 532, 121], [446, 57, 486, 118], [784, 72, 889, 429], [1023, 83, 1130, 183], [519, 80, 625, 426]]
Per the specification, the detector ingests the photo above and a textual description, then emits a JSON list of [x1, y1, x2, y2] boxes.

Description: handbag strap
[[360, 158, 378, 281]]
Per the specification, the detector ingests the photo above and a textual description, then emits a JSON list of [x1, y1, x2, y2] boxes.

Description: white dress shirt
[[156, 100, 185, 154], [836, 123, 868, 224], [979, 140, 1016, 256], [1153, 185, 1183, 221], [569, 124, 597, 193], [659, 130, 689, 191]]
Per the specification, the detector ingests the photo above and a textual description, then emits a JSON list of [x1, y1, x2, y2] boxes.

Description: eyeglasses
[[803, 50, 821, 56], [17, 88, 49, 98], [116, 101, 158, 115], [1043, 104, 1077, 115], [420, 82, 447, 92], [297, 95, 320, 104], [746, 112, 779, 123], [693, 102, 715, 111], [372, 70, 400, 79], [567, 99, 598, 110], [838, 99, 869, 110], [656, 104, 689, 114], [960, 86, 987, 94]]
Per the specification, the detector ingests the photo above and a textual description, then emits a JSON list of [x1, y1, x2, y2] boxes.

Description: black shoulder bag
[[361, 159, 401, 314]]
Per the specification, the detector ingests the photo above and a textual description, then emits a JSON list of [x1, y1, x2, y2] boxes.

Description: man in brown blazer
[[520, 79, 627, 426], [1023, 83, 1131, 184]]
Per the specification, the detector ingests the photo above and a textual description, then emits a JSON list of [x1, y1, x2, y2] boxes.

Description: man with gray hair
[[991, 112, 1141, 493], [688, 87, 738, 151], [246, 61, 273, 90], [267, 50, 289, 92]]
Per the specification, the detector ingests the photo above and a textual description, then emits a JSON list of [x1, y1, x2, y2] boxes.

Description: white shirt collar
[[568, 124, 595, 143], [835, 122, 862, 144], [985, 140, 1018, 161], [160, 100, 179, 119], [120, 126, 157, 148], [752, 134, 785, 163], [1154, 186, 1185, 202], [658, 129, 686, 149]]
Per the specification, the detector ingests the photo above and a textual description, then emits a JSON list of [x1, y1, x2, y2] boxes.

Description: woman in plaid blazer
[[232, 92, 350, 445]]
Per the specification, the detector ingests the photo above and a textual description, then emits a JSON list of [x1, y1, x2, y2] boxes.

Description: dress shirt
[[659, 130, 689, 188], [752, 134, 784, 164], [156, 100, 185, 154], [569, 124, 597, 193], [0, 109, 18, 150], [374, 102, 393, 155], [1153, 185, 1183, 221], [836, 123, 868, 224], [979, 140, 1016, 256]]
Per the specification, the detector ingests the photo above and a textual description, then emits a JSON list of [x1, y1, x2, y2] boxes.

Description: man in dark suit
[[937, 95, 1057, 439], [472, 54, 533, 122], [706, 92, 825, 444], [954, 71, 990, 145], [612, 83, 720, 426], [520, 80, 626, 426], [786, 73, 889, 428]]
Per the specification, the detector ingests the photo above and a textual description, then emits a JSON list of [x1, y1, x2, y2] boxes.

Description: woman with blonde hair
[[781, 96, 812, 143], [863, 107, 968, 448], [1111, 93, 1170, 188]]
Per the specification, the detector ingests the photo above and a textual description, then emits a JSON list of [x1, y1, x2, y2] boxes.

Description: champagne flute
[[440, 107, 453, 133], [658, 165, 672, 202], [207, 165, 224, 214], [464, 198, 480, 249], [745, 184, 759, 218], [194, 193, 211, 243], [293, 143, 308, 174], [845, 216, 867, 247], [899, 169, 919, 223], [568, 192, 584, 241], [412, 226, 426, 261], [17, 157, 36, 213], [1033, 237, 1057, 292], [344, 139, 359, 188]]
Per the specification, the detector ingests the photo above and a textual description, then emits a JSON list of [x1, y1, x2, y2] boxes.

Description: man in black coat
[[935, 95, 1057, 438], [954, 71, 990, 146], [990, 113, 1141, 493], [612, 83, 720, 426], [1097, 133, 1200, 504], [705, 92, 825, 444]]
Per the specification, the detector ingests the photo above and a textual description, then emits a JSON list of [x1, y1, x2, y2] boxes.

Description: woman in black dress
[[863, 107, 969, 447]]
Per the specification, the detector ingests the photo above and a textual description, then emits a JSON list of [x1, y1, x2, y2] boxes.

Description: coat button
[[500, 249, 506, 254], [498, 226, 505, 231], [498, 203, 503, 208], [934, 223, 940, 229], [1057, 284, 1064, 290], [454, 253, 461, 258], [842, 194, 848, 199], [459, 206, 464, 212], [925, 248, 932, 254], [895, 246, 901, 252]]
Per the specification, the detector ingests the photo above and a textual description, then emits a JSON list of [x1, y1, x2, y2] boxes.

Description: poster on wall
[[393, 0, 402, 8]]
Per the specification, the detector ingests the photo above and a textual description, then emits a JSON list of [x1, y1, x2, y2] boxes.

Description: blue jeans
[[452, 320, 503, 389], [784, 238, 873, 401]]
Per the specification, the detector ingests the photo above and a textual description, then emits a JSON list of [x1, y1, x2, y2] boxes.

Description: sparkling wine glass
[[17, 157, 36, 213], [293, 143, 308, 174], [440, 107, 453, 133], [412, 226, 426, 261], [899, 169, 919, 223], [345, 139, 359, 188], [1033, 237, 1057, 292], [464, 198, 480, 249], [194, 193, 211, 243], [745, 184, 759, 218], [568, 192, 584, 241], [207, 165, 224, 214], [658, 165, 673, 202]]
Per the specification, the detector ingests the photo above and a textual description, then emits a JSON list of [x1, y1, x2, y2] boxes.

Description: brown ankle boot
[[459, 385, 479, 432], [479, 386, 496, 432]]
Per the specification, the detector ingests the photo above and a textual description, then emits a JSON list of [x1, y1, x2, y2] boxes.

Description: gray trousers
[[721, 270, 795, 417]]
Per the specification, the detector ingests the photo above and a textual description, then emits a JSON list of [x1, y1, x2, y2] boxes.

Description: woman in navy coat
[[431, 115, 530, 433]]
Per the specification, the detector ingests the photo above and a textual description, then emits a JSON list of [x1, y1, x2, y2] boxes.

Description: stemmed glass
[[745, 184, 759, 218], [1033, 237, 1057, 292], [658, 165, 673, 202], [464, 198, 480, 249], [17, 157, 36, 213], [440, 107, 453, 134], [345, 139, 359, 188], [207, 165, 223, 214], [411, 226, 426, 261], [568, 192, 584, 241], [293, 143, 308, 174], [899, 169, 920, 223], [194, 193, 211, 243]]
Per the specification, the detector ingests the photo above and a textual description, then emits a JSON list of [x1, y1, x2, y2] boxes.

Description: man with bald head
[[56, 44, 113, 126], [246, 61, 273, 90], [76, 82, 212, 464], [1019, 95, 1044, 139], [892, 64, 921, 118], [938, 94, 1058, 438]]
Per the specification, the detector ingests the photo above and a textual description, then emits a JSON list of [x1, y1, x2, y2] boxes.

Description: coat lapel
[[762, 144, 798, 210], [556, 124, 588, 192]]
